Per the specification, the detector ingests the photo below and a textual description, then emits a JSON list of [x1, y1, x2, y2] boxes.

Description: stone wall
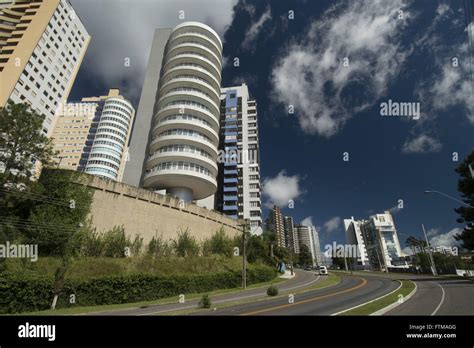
[[71, 174, 242, 243]]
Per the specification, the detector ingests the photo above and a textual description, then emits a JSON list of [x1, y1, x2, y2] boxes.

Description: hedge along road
[[201, 273, 399, 316], [89, 269, 323, 316]]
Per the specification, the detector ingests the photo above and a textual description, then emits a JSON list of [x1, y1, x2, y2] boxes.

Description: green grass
[[0, 255, 249, 278], [339, 280, 416, 316], [17, 275, 286, 316], [161, 272, 342, 315]]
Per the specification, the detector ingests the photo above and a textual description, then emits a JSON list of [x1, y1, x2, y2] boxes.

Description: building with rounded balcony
[[142, 22, 223, 202], [84, 90, 135, 181]]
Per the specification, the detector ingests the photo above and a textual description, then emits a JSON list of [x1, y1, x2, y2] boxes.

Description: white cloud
[[271, 0, 412, 137], [241, 6, 272, 50], [301, 216, 314, 227], [402, 246, 414, 256], [429, 227, 462, 247], [71, 0, 237, 101], [414, 7, 473, 125], [323, 216, 341, 233], [262, 170, 302, 208], [402, 134, 442, 154], [387, 205, 402, 215]]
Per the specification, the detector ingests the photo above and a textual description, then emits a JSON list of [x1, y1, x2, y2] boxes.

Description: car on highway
[[318, 266, 328, 275]]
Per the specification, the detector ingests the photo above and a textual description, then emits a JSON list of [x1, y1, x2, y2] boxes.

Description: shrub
[[208, 227, 234, 257], [172, 228, 200, 257], [0, 264, 277, 313], [267, 285, 278, 296], [198, 294, 211, 308]]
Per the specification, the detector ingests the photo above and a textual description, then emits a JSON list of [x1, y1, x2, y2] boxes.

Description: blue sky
[[69, 0, 474, 251]]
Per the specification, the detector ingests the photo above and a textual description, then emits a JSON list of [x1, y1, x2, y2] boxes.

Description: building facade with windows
[[123, 22, 222, 204], [0, 0, 90, 136], [266, 205, 285, 247], [51, 89, 135, 181], [344, 211, 406, 270], [214, 83, 262, 234]]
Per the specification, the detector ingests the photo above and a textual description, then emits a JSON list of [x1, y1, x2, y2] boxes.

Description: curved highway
[[204, 273, 399, 315]]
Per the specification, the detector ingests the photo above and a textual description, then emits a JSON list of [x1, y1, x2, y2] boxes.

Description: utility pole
[[241, 219, 248, 289], [422, 224, 438, 276]]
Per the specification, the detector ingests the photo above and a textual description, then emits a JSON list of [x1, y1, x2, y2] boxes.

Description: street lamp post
[[240, 219, 249, 290], [422, 224, 438, 276]]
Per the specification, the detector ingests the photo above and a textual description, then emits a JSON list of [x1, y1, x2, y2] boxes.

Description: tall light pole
[[240, 219, 249, 289], [424, 190, 474, 208], [421, 224, 438, 276]]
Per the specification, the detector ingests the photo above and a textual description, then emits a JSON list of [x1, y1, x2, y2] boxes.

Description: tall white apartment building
[[344, 211, 406, 270], [0, 0, 90, 136], [123, 22, 222, 204], [296, 224, 318, 266], [344, 217, 370, 268], [51, 89, 135, 182], [215, 83, 262, 234]]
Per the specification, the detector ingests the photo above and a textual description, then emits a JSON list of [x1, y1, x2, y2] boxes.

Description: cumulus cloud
[[271, 0, 412, 137], [414, 2, 473, 125], [323, 216, 341, 233], [71, 0, 237, 101], [262, 170, 302, 207], [429, 227, 462, 247], [301, 216, 314, 227], [402, 134, 442, 154], [241, 6, 272, 50]]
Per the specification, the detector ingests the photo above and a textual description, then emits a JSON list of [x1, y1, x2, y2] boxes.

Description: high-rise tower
[[0, 0, 90, 136], [123, 22, 222, 203]]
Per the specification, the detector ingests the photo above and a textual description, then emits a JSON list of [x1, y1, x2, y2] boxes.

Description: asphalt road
[[201, 273, 399, 315], [90, 269, 321, 316], [387, 277, 474, 315]]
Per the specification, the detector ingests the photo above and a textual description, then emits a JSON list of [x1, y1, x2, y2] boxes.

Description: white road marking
[[431, 282, 445, 316]]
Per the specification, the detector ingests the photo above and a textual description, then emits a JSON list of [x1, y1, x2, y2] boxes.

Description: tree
[[331, 256, 346, 270], [246, 234, 268, 264], [22, 169, 93, 256], [298, 244, 313, 266], [454, 150, 474, 250], [172, 228, 200, 257], [0, 101, 56, 186], [208, 227, 233, 257]]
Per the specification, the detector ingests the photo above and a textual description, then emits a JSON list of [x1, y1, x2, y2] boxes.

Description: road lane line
[[138, 272, 321, 316], [240, 277, 368, 316], [431, 282, 445, 316], [331, 279, 402, 316]]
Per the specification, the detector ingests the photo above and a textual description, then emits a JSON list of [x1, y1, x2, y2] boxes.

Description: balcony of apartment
[[223, 177, 238, 184], [223, 204, 238, 211], [223, 160, 238, 167], [223, 186, 238, 192], [223, 168, 238, 175], [224, 137, 237, 144], [223, 195, 238, 201]]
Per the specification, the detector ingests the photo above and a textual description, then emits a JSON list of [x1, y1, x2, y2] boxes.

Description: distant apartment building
[[122, 22, 223, 206], [266, 205, 285, 247], [284, 216, 299, 254], [344, 211, 406, 270], [343, 217, 370, 268], [295, 224, 316, 266], [51, 89, 135, 181], [310, 226, 323, 265], [214, 83, 262, 234], [0, 0, 90, 136]]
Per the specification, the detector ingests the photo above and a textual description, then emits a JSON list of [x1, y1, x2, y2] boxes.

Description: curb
[[370, 280, 418, 316], [331, 280, 402, 316]]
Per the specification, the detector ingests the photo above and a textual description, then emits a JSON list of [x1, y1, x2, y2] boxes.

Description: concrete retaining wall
[[71, 174, 242, 243]]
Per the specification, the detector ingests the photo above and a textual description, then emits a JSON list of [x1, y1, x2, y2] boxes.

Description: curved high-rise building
[[140, 22, 223, 202], [84, 91, 135, 181]]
